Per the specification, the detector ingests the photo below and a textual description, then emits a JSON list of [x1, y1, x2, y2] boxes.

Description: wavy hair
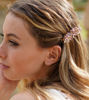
[[8, 0, 89, 99]]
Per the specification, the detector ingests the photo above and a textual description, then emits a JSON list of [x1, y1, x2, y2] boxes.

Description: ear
[[45, 45, 61, 66]]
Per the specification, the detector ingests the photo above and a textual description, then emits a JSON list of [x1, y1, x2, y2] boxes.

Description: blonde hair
[[9, 0, 89, 99]]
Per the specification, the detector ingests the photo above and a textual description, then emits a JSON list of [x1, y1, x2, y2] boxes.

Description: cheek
[[8, 49, 45, 78]]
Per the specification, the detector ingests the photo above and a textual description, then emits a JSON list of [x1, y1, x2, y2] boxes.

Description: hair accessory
[[64, 27, 80, 43]]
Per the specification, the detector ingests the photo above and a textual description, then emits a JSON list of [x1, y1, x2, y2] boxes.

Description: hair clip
[[64, 27, 80, 43]]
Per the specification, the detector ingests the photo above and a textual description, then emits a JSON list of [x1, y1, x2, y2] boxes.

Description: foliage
[[73, 0, 88, 11], [79, 20, 88, 40]]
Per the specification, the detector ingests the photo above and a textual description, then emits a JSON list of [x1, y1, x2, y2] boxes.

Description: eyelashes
[[8, 40, 19, 46], [0, 33, 19, 47]]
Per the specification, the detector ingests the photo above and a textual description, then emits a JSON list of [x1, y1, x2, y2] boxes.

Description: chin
[[3, 69, 20, 81]]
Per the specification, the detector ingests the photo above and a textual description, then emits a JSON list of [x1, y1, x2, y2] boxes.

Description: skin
[[0, 12, 48, 81]]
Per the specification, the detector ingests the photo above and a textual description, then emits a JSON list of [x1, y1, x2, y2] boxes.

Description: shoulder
[[10, 90, 45, 100], [9, 91, 35, 100]]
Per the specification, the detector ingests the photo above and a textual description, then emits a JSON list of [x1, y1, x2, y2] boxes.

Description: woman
[[0, 0, 89, 100]]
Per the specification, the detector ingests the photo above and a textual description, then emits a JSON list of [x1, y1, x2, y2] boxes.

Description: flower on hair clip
[[64, 27, 80, 43]]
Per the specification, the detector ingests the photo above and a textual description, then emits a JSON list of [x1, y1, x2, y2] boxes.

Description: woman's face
[[0, 12, 48, 81]]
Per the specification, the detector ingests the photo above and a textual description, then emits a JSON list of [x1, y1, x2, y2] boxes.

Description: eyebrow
[[7, 33, 20, 40], [0, 33, 21, 40]]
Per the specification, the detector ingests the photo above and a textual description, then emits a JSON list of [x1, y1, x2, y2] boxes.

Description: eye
[[8, 40, 19, 46]]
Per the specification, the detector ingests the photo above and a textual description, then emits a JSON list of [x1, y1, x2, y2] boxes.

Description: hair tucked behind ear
[[9, 0, 89, 99]]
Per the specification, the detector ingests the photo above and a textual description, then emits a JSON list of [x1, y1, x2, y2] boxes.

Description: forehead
[[3, 12, 31, 39]]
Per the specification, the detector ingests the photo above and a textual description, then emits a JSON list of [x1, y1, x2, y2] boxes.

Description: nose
[[0, 43, 7, 59]]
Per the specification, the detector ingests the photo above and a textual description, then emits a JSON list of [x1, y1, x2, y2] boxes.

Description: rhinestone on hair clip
[[64, 27, 80, 43]]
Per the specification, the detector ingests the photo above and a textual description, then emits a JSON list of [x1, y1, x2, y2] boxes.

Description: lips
[[0, 63, 9, 69]]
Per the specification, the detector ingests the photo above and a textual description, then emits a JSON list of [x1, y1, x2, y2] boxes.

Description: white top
[[46, 89, 71, 100], [37, 89, 71, 100]]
